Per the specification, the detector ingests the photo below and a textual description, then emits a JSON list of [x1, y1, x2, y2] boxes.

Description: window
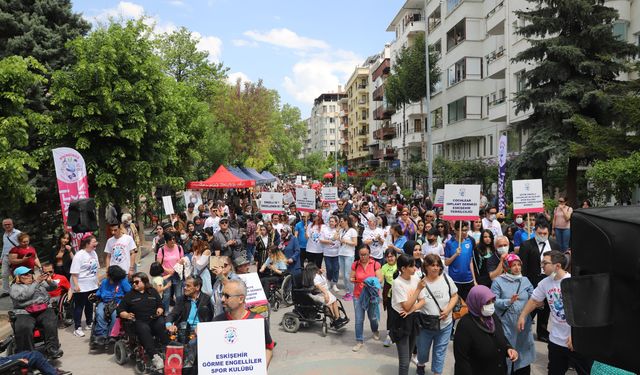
[[448, 98, 465, 124], [330, 128, 335, 134], [515, 70, 526, 93], [477, 139, 481, 157], [428, 7, 442, 32], [447, 57, 482, 86], [489, 135, 494, 156], [612, 21, 629, 42], [329, 117, 335, 123], [431, 107, 443, 128], [330, 105, 336, 112], [447, 0, 463, 14], [329, 141, 335, 146], [447, 19, 466, 51], [414, 119, 422, 132], [431, 40, 442, 56], [322, 105, 327, 113]]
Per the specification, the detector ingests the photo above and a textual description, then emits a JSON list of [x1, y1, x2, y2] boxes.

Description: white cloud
[[193, 32, 222, 63], [244, 28, 329, 50], [283, 49, 362, 105], [232, 39, 257, 47], [227, 72, 251, 84], [168, 0, 185, 6], [91, 1, 144, 23]]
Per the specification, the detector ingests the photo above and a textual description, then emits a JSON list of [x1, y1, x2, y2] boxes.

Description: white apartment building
[[386, 0, 640, 167], [306, 92, 347, 158]]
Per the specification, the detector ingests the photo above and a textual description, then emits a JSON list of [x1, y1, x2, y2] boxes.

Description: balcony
[[359, 145, 369, 152], [372, 85, 384, 101], [488, 94, 507, 122], [373, 127, 397, 140], [357, 83, 368, 92], [486, 46, 506, 79], [374, 103, 396, 120], [382, 147, 398, 160], [338, 138, 346, 145], [372, 58, 390, 81], [486, 1, 505, 36], [358, 127, 368, 136]]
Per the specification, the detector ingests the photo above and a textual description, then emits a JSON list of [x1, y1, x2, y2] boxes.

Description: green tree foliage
[[0, 0, 90, 71], [300, 151, 331, 180], [586, 152, 640, 204], [512, 0, 639, 204], [269, 103, 306, 173], [0, 56, 51, 211], [433, 157, 497, 189]]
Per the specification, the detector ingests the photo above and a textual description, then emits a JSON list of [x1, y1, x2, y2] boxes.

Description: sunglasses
[[437, 225, 444, 228], [222, 293, 242, 299], [133, 280, 141, 284], [44, 271, 53, 275]]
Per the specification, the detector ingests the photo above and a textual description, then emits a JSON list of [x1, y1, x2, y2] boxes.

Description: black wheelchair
[[113, 319, 165, 375], [4, 309, 63, 360], [280, 287, 349, 337], [259, 270, 294, 311]]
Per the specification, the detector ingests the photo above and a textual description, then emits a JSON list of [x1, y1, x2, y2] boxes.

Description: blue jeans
[[246, 243, 256, 262], [339, 255, 354, 294], [417, 322, 453, 373], [94, 301, 117, 337], [163, 273, 183, 313], [353, 295, 379, 342], [324, 256, 339, 284], [555, 228, 570, 252], [0, 351, 58, 375]]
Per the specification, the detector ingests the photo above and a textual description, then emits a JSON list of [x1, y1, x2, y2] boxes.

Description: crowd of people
[[0, 180, 626, 375]]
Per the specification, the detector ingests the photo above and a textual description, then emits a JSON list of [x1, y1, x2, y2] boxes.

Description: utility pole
[[424, 0, 434, 199]]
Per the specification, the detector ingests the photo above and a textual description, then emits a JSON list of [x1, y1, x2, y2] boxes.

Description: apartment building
[[306, 92, 347, 158], [344, 65, 373, 169], [369, 45, 398, 168]]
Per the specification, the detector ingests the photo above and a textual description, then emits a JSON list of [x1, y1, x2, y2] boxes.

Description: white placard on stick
[[197, 319, 267, 375], [442, 184, 481, 220], [183, 190, 203, 214], [260, 192, 284, 214], [162, 196, 175, 215], [237, 272, 268, 308], [434, 189, 445, 207], [512, 179, 544, 215], [295, 188, 316, 213], [321, 187, 338, 203]]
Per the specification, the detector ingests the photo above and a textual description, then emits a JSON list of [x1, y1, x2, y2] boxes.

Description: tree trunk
[[97, 204, 107, 264], [565, 157, 579, 206]]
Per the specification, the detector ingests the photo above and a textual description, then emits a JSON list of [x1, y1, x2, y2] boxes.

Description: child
[[149, 262, 172, 312]]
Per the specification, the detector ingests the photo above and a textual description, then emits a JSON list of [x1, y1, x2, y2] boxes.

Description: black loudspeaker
[[67, 198, 98, 233], [561, 206, 640, 373]]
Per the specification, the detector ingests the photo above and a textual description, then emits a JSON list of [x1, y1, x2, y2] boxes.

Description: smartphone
[[209, 255, 224, 269], [24, 253, 33, 258]]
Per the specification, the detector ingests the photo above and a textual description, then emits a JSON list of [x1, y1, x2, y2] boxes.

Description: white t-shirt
[[306, 224, 323, 254], [204, 216, 220, 233], [531, 273, 572, 347], [320, 225, 339, 257], [482, 218, 503, 237], [420, 274, 458, 326], [273, 223, 284, 233], [104, 234, 136, 273], [338, 228, 357, 257], [363, 227, 385, 259], [69, 249, 99, 292], [313, 273, 336, 304], [392, 274, 421, 314]]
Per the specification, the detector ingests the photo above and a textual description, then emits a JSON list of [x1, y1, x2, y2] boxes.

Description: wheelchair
[[50, 293, 74, 328], [259, 270, 294, 311], [4, 310, 56, 359], [280, 287, 349, 337], [88, 299, 124, 352], [113, 319, 165, 375]]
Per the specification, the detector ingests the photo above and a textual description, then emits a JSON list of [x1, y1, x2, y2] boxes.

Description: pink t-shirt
[[351, 260, 381, 298], [554, 206, 572, 229], [159, 245, 183, 275]]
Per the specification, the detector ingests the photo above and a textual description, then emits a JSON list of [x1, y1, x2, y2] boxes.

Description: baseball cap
[[365, 213, 376, 222], [219, 217, 229, 223], [14, 266, 33, 277], [233, 256, 250, 267]]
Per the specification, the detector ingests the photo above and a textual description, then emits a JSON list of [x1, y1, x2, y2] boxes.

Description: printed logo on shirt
[[112, 244, 126, 263], [86, 259, 98, 276], [311, 232, 320, 243], [547, 288, 566, 322]]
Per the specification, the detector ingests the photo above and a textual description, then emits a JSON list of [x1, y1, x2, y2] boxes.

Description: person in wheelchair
[[117, 272, 168, 371], [10, 266, 63, 359], [0, 350, 71, 375], [258, 245, 289, 293], [165, 276, 213, 365], [301, 263, 346, 327], [93, 265, 131, 346], [41, 263, 72, 326]]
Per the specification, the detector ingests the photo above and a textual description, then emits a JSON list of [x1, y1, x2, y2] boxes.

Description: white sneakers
[[383, 336, 392, 347], [84, 323, 92, 331], [331, 284, 340, 293], [73, 328, 85, 337], [152, 354, 164, 370], [352, 342, 364, 352], [372, 331, 380, 341]]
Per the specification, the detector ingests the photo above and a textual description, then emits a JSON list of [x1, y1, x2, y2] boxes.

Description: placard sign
[[434, 189, 445, 207], [260, 192, 284, 214], [442, 184, 481, 220], [162, 196, 175, 215], [237, 272, 267, 308], [198, 319, 267, 375], [512, 179, 544, 214], [321, 187, 338, 203], [295, 188, 316, 213], [184, 190, 203, 214]]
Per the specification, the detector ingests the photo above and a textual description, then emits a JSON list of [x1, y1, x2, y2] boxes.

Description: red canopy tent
[[186, 165, 255, 189]]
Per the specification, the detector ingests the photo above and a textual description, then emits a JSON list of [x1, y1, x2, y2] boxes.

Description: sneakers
[[73, 328, 85, 337], [372, 331, 380, 341], [343, 293, 353, 301], [352, 342, 364, 352], [84, 323, 92, 331], [416, 365, 426, 375], [383, 336, 392, 347], [331, 284, 340, 293], [411, 354, 418, 365], [152, 354, 164, 370]]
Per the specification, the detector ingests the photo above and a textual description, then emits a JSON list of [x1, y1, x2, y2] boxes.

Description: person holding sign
[[444, 221, 476, 301], [213, 279, 274, 368]]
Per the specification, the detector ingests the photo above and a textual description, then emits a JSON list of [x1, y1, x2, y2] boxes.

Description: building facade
[[344, 66, 372, 169], [306, 92, 347, 158]]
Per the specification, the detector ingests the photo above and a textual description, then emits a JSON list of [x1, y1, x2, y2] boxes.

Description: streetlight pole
[[424, 0, 434, 199], [335, 101, 338, 186]]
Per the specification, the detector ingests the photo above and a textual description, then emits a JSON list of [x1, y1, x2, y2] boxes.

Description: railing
[[485, 46, 505, 64], [428, 18, 441, 33], [372, 59, 390, 81], [486, 1, 504, 19], [488, 90, 507, 107], [357, 83, 367, 90], [373, 127, 397, 140], [358, 128, 368, 136], [372, 85, 384, 101]]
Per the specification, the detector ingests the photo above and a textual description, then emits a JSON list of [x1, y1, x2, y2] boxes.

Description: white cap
[[366, 213, 376, 222]]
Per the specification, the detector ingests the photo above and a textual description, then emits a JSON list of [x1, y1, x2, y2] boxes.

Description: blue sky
[[72, 0, 404, 116]]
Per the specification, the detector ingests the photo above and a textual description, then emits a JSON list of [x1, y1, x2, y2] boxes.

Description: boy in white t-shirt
[[518, 250, 592, 374], [104, 223, 137, 277]]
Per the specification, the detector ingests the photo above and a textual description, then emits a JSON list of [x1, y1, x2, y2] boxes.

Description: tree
[[512, 0, 638, 205], [0, 56, 51, 212], [0, 0, 91, 71], [433, 157, 497, 189], [300, 152, 331, 180], [269, 104, 306, 174], [586, 152, 640, 204], [49, 20, 186, 257]]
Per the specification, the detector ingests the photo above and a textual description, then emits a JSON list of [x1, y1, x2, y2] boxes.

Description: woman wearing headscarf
[[491, 254, 535, 374], [453, 285, 518, 375]]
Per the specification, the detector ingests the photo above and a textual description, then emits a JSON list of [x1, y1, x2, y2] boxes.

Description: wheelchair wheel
[[280, 274, 293, 306], [281, 314, 300, 333], [6, 339, 15, 356], [114, 340, 128, 365], [320, 321, 328, 337], [134, 360, 146, 374]]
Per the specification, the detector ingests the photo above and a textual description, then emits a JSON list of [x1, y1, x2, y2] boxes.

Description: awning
[[186, 165, 255, 189], [260, 171, 277, 184], [240, 167, 269, 185], [227, 166, 256, 182]]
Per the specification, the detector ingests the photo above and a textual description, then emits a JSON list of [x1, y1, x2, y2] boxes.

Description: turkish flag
[[164, 344, 183, 375]]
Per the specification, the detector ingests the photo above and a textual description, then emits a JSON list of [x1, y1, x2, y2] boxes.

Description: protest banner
[[260, 192, 284, 214], [184, 190, 203, 214], [295, 188, 316, 213], [434, 189, 445, 207], [237, 273, 268, 308], [512, 179, 544, 214], [321, 187, 338, 203], [442, 184, 481, 221], [198, 319, 267, 375], [162, 196, 175, 215]]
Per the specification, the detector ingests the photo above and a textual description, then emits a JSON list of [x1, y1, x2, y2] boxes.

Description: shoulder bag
[[419, 282, 443, 331], [444, 275, 468, 320]]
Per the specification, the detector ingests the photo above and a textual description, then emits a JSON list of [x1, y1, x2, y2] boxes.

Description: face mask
[[535, 234, 548, 243], [497, 217, 504, 223], [512, 274, 522, 279], [481, 303, 495, 317], [515, 218, 523, 225], [549, 271, 557, 279], [489, 214, 496, 221], [497, 246, 509, 255], [180, 234, 188, 240]]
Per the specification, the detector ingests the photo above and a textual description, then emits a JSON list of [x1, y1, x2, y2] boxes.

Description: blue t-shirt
[[514, 229, 534, 247], [444, 237, 474, 283], [96, 278, 132, 303], [294, 221, 308, 248], [394, 236, 407, 252]]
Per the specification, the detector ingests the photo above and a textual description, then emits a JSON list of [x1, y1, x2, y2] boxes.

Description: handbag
[[420, 282, 443, 331], [25, 302, 48, 314], [444, 275, 468, 320]]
